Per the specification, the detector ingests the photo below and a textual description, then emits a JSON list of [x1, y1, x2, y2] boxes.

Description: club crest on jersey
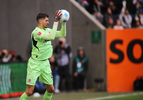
[[28, 79, 31, 82], [37, 31, 42, 36]]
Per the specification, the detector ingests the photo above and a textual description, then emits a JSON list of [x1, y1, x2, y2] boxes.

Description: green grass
[[1, 91, 143, 100], [102, 93, 143, 100]]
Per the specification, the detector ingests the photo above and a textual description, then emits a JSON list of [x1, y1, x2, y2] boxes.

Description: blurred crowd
[[76, 0, 143, 29], [0, 49, 23, 63], [51, 38, 88, 93]]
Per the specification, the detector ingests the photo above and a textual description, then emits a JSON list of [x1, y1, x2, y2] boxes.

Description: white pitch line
[[86, 92, 143, 100]]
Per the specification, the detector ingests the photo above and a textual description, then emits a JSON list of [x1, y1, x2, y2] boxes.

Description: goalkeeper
[[20, 10, 66, 100]]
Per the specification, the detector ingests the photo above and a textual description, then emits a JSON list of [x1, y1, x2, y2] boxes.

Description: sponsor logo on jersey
[[37, 31, 42, 36]]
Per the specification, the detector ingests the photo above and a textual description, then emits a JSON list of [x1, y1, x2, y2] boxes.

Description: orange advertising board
[[107, 29, 143, 92]]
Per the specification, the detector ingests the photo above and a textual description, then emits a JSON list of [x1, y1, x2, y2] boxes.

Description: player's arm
[[41, 22, 59, 40], [41, 10, 62, 40], [55, 22, 66, 38]]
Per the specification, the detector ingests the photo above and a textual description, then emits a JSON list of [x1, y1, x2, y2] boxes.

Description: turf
[[102, 93, 143, 100], [1, 91, 143, 100]]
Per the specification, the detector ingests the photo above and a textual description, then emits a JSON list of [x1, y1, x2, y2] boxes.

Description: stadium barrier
[[0, 62, 27, 98], [107, 29, 143, 92]]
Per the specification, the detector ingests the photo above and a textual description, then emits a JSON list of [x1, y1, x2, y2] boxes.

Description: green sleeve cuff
[[55, 24, 66, 37]]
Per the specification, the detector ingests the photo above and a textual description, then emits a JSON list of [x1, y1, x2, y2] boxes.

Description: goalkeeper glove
[[54, 10, 62, 22]]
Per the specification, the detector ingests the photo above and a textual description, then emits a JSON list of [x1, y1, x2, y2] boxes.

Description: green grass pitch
[[1, 91, 143, 100]]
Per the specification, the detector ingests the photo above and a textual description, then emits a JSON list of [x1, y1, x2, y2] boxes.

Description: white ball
[[60, 10, 70, 22]]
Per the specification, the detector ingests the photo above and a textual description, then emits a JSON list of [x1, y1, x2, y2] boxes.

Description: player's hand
[[54, 10, 62, 22]]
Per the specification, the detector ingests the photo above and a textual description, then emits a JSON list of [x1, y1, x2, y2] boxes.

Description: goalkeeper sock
[[44, 90, 53, 100], [20, 92, 29, 100]]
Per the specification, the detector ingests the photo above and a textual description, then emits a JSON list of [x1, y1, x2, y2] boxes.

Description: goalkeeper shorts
[[26, 58, 53, 85]]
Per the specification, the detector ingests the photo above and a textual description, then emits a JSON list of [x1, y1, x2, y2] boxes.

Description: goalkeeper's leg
[[44, 84, 54, 100], [20, 85, 35, 100]]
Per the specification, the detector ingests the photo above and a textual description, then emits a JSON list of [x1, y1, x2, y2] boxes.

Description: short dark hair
[[36, 13, 49, 22]]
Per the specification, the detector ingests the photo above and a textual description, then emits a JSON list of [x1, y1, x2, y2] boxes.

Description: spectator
[[100, 0, 110, 14], [135, 9, 143, 26], [135, 20, 143, 28], [113, 19, 124, 29], [0, 49, 10, 63], [134, 1, 143, 16], [82, 0, 89, 8], [54, 38, 72, 92], [108, 0, 120, 15], [76, 0, 143, 28], [101, 0, 122, 13], [106, 17, 114, 28], [87, 0, 104, 23], [49, 55, 60, 93], [76, 0, 89, 8], [9, 50, 16, 62], [103, 7, 116, 26], [72, 47, 88, 90], [119, 9, 132, 28], [8, 50, 23, 62]]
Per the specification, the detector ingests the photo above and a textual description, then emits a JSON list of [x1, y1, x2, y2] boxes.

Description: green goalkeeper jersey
[[31, 24, 66, 60]]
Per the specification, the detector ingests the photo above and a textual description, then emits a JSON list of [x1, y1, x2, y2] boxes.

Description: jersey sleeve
[[41, 25, 58, 40], [55, 24, 66, 37], [34, 22, 59, 41]]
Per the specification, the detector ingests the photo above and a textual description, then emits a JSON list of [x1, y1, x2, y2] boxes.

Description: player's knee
[[26, 89, 34, 96], [47, 87, 54, 93], [26, 85, 35, 96]]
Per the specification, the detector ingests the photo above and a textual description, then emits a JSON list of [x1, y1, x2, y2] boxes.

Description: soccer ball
[[60, 10, 70, 22]]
